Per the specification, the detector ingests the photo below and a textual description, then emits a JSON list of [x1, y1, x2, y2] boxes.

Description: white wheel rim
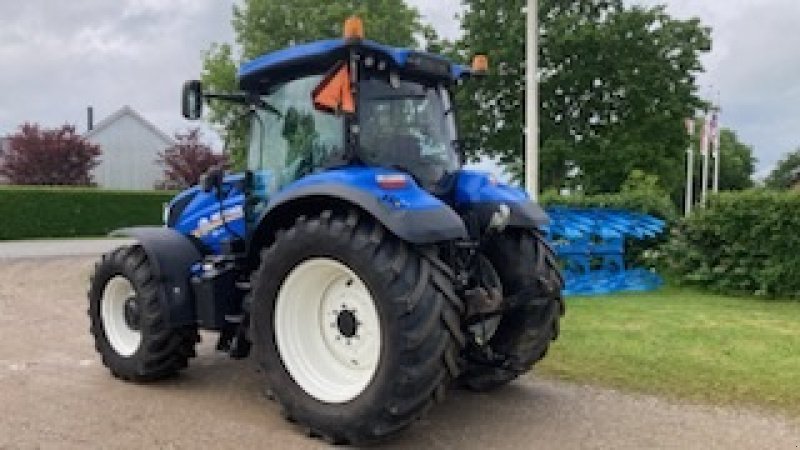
[[101, 276, 142, 357], [274, 258, 382, 404]]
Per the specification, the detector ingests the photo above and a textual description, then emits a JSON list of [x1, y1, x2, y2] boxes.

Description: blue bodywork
[[239, 39, 471, 85], [454, 170, 530, 206], [165, 38, 542, 254], [271, 166, 446, 211], [165, 166, 539, 254], [167, 174, 246, 254]]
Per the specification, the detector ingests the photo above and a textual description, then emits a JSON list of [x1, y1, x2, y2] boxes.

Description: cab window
[[247, 76, 345, 199]]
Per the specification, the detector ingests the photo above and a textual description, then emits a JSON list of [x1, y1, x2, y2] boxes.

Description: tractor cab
[[182, 16, 486, 217]]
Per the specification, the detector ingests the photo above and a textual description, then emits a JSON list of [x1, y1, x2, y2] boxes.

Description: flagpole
[[712, 141, 720, 193], [524, 0, 538, 198], [712, 108, 721, 193], [700, 113, 710, 207], [685, 118, 695, 217]]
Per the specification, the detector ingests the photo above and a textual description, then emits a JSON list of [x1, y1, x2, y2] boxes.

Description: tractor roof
[[238, 39, 471, 90]]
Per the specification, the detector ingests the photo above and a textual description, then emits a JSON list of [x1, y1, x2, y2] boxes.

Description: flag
[[700, 114, 711, 156], [709, 112, 720, 157]]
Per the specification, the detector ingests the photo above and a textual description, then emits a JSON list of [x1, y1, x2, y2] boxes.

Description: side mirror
[[200, 166, 224, 194], [182, 80, 204, 120]]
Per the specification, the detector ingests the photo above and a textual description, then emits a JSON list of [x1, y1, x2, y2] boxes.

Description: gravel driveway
[[0, 244, 798, 449]]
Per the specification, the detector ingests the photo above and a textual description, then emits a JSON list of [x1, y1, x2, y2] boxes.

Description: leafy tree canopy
[[714, 128, 756, 191], [764, 148, 800, 189], [0, 124, 101, 186], [158, 129, 227, 189], [456, 0, 711, 197]]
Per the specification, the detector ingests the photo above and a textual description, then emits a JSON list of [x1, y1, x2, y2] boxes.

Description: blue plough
[[541, 208, 666, 296]]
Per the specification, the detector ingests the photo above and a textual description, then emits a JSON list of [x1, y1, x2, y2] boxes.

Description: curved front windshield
[[358, 78, 459, 187]]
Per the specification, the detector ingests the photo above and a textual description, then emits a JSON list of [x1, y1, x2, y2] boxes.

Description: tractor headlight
[[488, 204, 511, 232]]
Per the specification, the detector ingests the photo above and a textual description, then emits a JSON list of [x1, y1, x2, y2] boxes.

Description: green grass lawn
[[536, 288, 800, 416]]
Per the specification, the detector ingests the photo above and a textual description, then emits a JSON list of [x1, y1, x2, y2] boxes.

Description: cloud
[[413, 0, 800, 174], [407, 0, 463, 41], [0, 0, 235, 141], [1, 0, 797, 176], [630, 0, 800, 173]]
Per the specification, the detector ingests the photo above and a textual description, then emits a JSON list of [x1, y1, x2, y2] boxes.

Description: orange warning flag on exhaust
[[312, 63, 355, 114]]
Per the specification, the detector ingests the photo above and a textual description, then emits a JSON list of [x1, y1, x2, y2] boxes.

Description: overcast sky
[[1, 1, 798, 177]]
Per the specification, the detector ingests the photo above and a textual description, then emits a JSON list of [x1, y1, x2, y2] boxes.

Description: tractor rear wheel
[[459, 229, 564, 391], [250, 210, 464, 445], [88, 245, 199, 381]]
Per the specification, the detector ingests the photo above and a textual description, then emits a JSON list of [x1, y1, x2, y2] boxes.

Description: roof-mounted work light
[[343, 16, 364, 41]]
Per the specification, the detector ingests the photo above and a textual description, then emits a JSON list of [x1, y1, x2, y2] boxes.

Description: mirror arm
[[206, 92, 282, 118], [204, 92, 247, 103]]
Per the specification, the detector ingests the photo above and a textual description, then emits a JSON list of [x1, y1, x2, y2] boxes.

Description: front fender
[[255, 167, 468, 245], [110, 227, 204, 327], [455, 170, 550, 228]]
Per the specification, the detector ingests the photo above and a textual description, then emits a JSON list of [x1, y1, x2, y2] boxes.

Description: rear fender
[[110, 227, 204, 327], [249, 168, 468, 257]]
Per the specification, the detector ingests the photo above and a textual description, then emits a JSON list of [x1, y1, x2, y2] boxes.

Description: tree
[[158, 129, 227, 189], [0, 123, 101, 186], [714, 128, 755, 191], [764, 148, 800, 189], [202, 0, 429, 167], [456, 0, 711, 197]]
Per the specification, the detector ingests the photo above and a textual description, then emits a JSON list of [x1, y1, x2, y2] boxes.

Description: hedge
[[0, 186, 175, 240], [661, 190, 800, 299], [539, 190, 678, 221]]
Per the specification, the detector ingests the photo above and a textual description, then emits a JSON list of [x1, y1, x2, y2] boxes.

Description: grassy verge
[[537, 288, 800, 416]]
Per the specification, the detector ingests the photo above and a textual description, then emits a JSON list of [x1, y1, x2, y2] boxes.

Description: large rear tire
[[88, 246, 199, 381], [459, 229, 564, 391], [250, 210, 464, 444]]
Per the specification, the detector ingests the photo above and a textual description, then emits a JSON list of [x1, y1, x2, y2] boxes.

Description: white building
[[86, 106, 174, 190], [0, 137, 9, 184]]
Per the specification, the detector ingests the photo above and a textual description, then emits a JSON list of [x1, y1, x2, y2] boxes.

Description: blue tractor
[[87, 17, 563, 444]]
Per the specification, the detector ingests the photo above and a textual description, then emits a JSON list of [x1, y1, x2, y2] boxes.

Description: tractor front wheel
[[88, 246, 198, 381], [250, 210, 464, 445], [459, 229, 564, 391]]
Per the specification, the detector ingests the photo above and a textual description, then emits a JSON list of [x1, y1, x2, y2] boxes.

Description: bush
[[0, 186, 174, 240], [158, 128, 227, 189], [0, 124, 101, 185], [540, 189, 678, 221], [540, 170, 678, 221], [662, 190, 800, 299]]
